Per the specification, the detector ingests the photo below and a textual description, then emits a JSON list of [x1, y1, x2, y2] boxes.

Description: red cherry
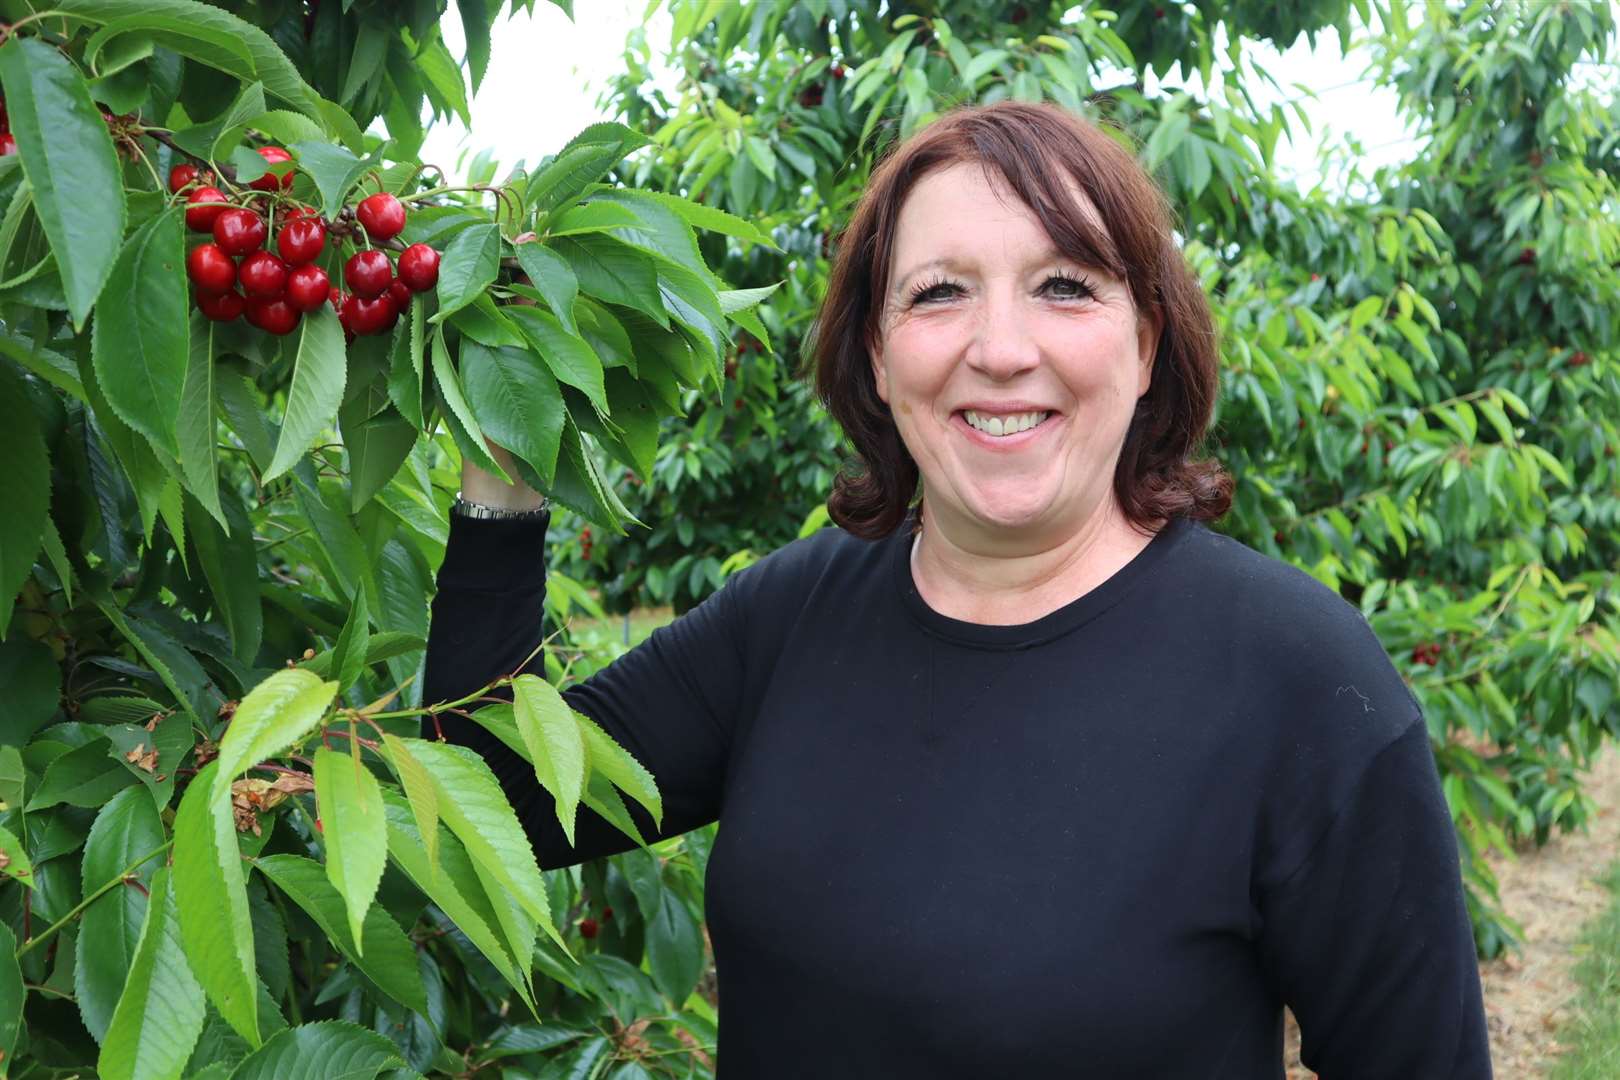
[[238, 251, 288, 298], [276, 216, 325, 265], [344, 249, 393, 298], [601, 905, 613, 921], [168, 163, 202, 193], [397, 243, 440, 292], [387, 279, 412, 310], [328, 286, 345, 311], [579, 917, 599, 939], [356, 192, 407, 240], [0, 133, 16, 157], [196, 288, 244, 322], [250, 146, 295, 192], [213, 209, 266, 256], [285, 264, 330, 311], [185, 186, 230, 232], [244, 296, 300, 335], [342, 292, 396, 336], [1570, 351, 1590, 367], [186, 243, 237, 294]]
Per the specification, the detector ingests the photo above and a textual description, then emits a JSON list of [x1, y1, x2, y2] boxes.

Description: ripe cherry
[[343, 249, 392, 298], [186, 243, 237, 294], [250, 146, 295, 192], [0, 133, 16, 157], [245, 296, 300, 335], [328, 286, 345, 312], [600, 905, 612, 921], [196, 288, 245, 322], [285, 264, 330, 311], [213, 209, 266, 256], [342, 292, 396, 336], [238, 251, 289, 298], [397, 243, 440, 292], [185, 186, 230, 232], [168, 163, 204, 193], [276, 216, 325, 265], [356, 192, 407, 240], [579, 917, 599, 940], [387, 279, 412, 310]]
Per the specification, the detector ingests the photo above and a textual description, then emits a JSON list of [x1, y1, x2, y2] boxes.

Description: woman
[[424, 102, 1492, 1077]]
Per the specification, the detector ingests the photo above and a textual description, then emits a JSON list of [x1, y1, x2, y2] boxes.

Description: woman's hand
[[461, 441, 547, 511]]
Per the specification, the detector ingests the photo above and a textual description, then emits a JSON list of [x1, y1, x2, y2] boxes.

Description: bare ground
[[1282, 747, 1620, 1078]]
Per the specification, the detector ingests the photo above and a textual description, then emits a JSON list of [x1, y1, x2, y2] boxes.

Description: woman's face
[[871, 162, 1157, 549]]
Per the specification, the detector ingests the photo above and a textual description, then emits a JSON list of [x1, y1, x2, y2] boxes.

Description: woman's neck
[[910, 500, 1161, 626]]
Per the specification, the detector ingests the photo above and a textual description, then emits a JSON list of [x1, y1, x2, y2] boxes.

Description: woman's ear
[[1135, 309, 1161, 398], [866, 331, 890, 404]]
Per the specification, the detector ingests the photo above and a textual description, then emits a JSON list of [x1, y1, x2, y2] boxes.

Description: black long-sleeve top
[[422, 510, 1493, 1078]]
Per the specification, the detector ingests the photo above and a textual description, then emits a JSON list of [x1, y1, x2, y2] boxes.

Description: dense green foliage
[[1, 0, 1618, 1077]]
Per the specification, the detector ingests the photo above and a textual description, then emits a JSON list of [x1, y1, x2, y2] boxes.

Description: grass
[[1550, 861, 1620, 1079]]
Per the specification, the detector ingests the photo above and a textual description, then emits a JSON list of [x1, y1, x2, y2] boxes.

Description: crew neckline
[[891, 514, 1193, 649]]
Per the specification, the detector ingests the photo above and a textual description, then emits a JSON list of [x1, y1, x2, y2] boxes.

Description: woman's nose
[[966, 290, 1040, 380]]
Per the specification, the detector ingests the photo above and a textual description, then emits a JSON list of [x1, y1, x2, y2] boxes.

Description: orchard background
[[0, 1, 1616, 1078]]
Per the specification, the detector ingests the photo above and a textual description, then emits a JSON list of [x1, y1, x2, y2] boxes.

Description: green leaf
[[0, 626, 56, 751], [27, 737, 136, 810], [90, 206, 188, 458], [432, 222, 501, 322], [168, 81, 265, 161], [645, 889, 703, 1005], [457, 0, 494, 91], [338, 21, 389, 106], [505, 306, 608, 415], [98, 866, 207, 1080], [0, 823, 32, 887], [511, 675, 586, 846], [512, 242, 580, 333], [962, 47, 1010, 84], [429, 327, 506, 479], [381, 790, 538, 1012], [95, 602, 214, 719], [103, 711, 193, 814], [173, 761, 258, 1047], [254, 854, 426, 1015], [211, 668, 338, 796], [527, 143, 630, 216], [264, 305, 346, 483], [0, 924, 22, 1069], [177, 310, 225, 529], [341, 405, 417, 512], [380, 734, 438, 877], [0, 361, 48, 636], [460, 340, 566, 486], [298, 632, 426, 680], [576, 713, 661, 830], [547, 200, 644, 236], [76, 786, 165, 1042], [312, 746, 386, 948], [288, 141, 384, 222], [226, 1020, 403, 1080], [190, 486, 262, 664], [394, 738, 565, 949], [553, 235, 667, 328], [0, 36, 126, 327], [328, 587, 371, 696], [639, 190, 777, 250]]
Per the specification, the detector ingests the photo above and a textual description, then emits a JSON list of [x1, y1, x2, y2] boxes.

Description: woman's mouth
[[960, 409, 1052, 438]]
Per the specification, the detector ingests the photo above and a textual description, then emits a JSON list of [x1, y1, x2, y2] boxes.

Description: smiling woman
[[428, 100, 1494, 1077]]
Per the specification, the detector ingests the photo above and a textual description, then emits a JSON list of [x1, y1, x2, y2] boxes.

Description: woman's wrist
[[460, 455, 546, 512]]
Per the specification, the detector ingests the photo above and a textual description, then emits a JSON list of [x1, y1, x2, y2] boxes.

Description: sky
[[418, 2, 1418, 191]]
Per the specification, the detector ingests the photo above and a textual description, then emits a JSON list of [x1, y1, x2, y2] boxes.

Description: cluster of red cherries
[[176, 146, 441, 338]]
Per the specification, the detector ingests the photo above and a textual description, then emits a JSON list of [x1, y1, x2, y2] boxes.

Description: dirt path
[[1283, 747, 1620, 1077]]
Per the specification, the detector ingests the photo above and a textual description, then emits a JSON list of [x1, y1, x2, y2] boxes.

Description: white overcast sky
[[418, 3, 1427, 193]]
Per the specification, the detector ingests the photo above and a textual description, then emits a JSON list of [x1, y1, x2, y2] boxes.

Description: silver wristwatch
[[451, 492, 550, 520]]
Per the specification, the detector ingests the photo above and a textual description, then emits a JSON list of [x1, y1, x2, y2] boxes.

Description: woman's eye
[[911, 282, 958, 304], [1044, 275, 1091, 299]]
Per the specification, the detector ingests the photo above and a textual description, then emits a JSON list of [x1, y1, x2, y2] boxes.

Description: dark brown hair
[[812, 100, 1232, 539]]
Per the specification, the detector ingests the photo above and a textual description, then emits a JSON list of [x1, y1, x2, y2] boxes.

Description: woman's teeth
[[963, 409, 1049, 437]]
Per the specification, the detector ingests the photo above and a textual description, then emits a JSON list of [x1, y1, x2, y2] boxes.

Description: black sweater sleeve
[[422, 512, 736, 870], [1257, 717, 1494, 1077]]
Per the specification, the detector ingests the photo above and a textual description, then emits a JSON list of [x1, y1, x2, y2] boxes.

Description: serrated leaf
[[380, 733, 438, 876], [553, 235, 668, 328], [173, 761, 258, 1047], [312, 747, 386, 948], [638, 190, 777, 250], [460, 340, 565, 486], [254, 854, 426, 1015], [505, 305, 607, 415], [512, 242, 579, 333], [177, 310, 226, 529], [264, 305, 346, 483], [104, 711, 193, 814], [0, 923, 22, 1069], [526, 143, 629, 217], [511, 675, 586, 847], [97, 867, 206, 1080], [432, 222, 501, 322], [190, 486, 262, 664], [0, 823, 32, 886], [226, 1020, 403, 1080], [429, 327, 506, 479], [645, 889, 703, 1005], [395, 738, 566, 950], [342, 404, 417, 512], [328, 585, 371, 695], [89, 204, 188, 458], [27, 737, 135, 810], [211, 668, 337, 796], [77, 786, 165, 1042], [0, 362, 49, 636], [288, 141, 384, 222], [0, 36, 126, 327], [576, 713, 661, 830], [168, 81, 264, 161]]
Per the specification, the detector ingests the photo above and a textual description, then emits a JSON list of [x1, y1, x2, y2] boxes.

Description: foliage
[[573, 0, 1620, 955], [0, 0, 756, 1075]]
